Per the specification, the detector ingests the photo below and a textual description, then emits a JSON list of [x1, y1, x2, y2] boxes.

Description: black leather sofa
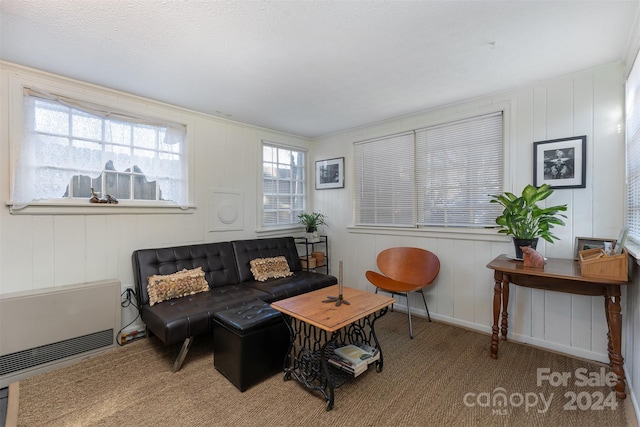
[[132, 236, 337, 371]]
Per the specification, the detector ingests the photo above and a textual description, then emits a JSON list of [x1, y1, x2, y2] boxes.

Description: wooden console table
[[487, 254, 630, 399]]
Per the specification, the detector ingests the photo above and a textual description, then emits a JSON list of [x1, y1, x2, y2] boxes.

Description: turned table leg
[[500, 277, 509, 341], [604, 295, 613, 367], [605, 285, 627, 399], [490, 271, 503, 359]]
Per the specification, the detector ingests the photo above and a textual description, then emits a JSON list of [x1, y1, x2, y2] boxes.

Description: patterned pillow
[[250, 256, 294, 282], [147, 267, 209, 306]]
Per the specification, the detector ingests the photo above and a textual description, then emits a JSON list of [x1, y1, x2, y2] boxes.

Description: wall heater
[[0, 279, 121, 388]]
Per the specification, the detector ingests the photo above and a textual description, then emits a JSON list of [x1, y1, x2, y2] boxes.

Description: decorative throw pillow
[[250, 256, 294, 282], [147, 267, 209, 306]]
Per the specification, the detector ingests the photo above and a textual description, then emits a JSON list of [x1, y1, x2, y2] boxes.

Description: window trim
[[627, 48, 640, 245], [415, 111, 504, 228], [259, 140, 308, 231], [6, 70, 195, 215], [352, 104, 511, 230]]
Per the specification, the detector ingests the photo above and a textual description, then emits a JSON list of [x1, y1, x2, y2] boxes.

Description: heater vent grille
[[0, 329, 114, 376]]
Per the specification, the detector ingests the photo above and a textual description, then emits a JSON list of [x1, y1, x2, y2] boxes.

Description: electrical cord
[[116, 287, 144, 346]]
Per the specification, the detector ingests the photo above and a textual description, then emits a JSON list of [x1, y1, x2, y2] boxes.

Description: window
[[354, 112, 504, 228], [626, 51, 640, 243], [354, 132, 415, 226], [12, 88, 188, 206], [262, 142, 305, 227]]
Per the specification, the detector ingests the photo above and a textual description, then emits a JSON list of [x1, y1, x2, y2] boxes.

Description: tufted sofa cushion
[[133, 242, 240, 307], [244, 270, 338, 302], [231, 237, 302, 283], [141, 285, 270, 345]]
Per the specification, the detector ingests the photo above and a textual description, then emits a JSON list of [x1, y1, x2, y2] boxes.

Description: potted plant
[[298, 212, 325, 242], [489, 184, 567, 259]]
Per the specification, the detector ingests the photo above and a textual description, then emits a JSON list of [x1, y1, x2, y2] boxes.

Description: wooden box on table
[[578, 248, 628, 282]]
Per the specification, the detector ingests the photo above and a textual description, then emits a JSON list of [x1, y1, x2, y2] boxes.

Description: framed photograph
[[533, 135, 586, 189], [315, 157, 344, 190], [574, 237, 617, 260]]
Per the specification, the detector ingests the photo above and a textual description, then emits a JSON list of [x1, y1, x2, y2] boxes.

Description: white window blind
[[416, 112, 503, 227], [262, 142, 305, 227], [354, 132, 415, 226], [626, 51, 640, 243], [354, 112, 504, 229]]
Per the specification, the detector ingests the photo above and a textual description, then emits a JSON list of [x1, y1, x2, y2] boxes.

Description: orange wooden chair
[[365, 247, 440, 339]]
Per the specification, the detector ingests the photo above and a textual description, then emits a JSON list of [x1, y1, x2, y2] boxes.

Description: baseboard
[[624, 369, 640, 427], [391, 303, 610, 363]]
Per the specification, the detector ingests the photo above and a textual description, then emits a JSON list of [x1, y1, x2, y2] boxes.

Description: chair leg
[[406, 292, 413, 339], [419, 289, 432, 322], [173, 336, 193, 372]]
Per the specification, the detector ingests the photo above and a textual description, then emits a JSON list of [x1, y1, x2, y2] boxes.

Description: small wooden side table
[[271, 285, 394, 410]]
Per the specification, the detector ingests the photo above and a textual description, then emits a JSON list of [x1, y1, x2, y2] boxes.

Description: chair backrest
[[377, 247, 440, 287]]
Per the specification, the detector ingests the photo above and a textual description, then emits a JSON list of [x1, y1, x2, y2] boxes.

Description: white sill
[[624, 241, 640, 262], [255, 225, 307, 236], [6, 201, 196, 215], [347, 224, 507, 242]]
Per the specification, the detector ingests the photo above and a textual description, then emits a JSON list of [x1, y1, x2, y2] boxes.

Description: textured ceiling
[[1, 1, 638, 138]]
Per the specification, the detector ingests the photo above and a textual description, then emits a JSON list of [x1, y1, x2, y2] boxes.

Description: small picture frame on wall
[[533, 135, 586, 189], [316, 157, 344, 189]]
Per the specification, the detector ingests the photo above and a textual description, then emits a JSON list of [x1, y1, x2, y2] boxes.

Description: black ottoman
[[213, 300, 290, 391]]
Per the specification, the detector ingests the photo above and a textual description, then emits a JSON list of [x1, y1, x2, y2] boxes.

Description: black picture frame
[[533, 135, 586, 189], [315, 157, 344, 189]]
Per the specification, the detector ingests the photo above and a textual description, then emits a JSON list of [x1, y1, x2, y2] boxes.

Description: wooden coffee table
[[271, 285, 394, 410]]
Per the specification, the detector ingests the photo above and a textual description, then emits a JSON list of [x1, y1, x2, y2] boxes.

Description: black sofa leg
[[173, 336, 193, 372]]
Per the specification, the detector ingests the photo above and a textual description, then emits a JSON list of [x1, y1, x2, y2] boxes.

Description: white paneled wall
[[315, 63, 628, 365], [0, 62, 311, 296], [316, 62, 637, 415]]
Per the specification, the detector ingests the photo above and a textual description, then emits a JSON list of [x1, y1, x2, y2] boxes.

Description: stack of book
[[328, 342, 380, 377]]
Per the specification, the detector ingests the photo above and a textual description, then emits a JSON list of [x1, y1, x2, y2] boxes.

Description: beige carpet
[[12, 311, 634, 426]]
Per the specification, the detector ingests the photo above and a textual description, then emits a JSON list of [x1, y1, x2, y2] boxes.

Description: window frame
[[353, 106, 510, 231], [6, 74, 195, 215], [260, 140, 307, 230], [415, 112, 504, 228], [354, 132, 416, 227], [626, 49, 640, 245]]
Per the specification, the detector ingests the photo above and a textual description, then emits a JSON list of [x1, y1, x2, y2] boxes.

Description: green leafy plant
[[298, 212, 326, 232], [489, 184, 568, 243]]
